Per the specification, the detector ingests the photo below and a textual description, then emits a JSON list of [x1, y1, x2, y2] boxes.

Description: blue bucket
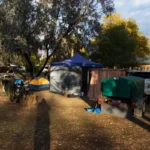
[[93, 108, 101, 114]]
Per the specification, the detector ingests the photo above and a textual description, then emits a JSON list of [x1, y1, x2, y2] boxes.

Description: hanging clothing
[[88, 70, 100, 101], [88, 69, 126, 101]]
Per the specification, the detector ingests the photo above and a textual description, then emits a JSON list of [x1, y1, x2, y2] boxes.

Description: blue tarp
[[51, 53, 103, 67], [14, 79, 24, 84]]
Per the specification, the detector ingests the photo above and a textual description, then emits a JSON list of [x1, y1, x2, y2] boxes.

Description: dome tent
[[28, 77, 49, 90], [50, 53, 103, 96]]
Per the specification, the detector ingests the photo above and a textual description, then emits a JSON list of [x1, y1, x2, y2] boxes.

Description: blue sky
[[114, 0, 150, 38]]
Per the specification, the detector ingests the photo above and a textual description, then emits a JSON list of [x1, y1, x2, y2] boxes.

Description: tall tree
[[0, 0, 114, 78], [89, 13, 150, 67]]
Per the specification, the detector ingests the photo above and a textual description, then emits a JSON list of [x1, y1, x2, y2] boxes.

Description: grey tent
[[50, 53, 103, 96]]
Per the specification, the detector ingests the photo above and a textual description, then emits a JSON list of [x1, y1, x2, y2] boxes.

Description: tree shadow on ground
[[129, 101, 150, 132], [143, 115, 150, 122], [129, 116, 150, 132], [34, 98, 50, 150], [0, 100, 36, 150], [81, 96, 150, 132], [50, 103, 114, 150]]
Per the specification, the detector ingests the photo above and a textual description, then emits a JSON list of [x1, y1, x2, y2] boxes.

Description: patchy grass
[[21, 93, 37, 107], [0, 103, 36, 150], [0, 91, 150, 150], [0, 81, 4, 92]]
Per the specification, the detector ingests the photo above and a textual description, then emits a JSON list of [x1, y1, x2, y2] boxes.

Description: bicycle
[[13, 79, 30, 103]]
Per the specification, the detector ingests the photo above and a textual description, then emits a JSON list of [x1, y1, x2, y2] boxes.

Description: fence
[[88, 68, 126, 101]]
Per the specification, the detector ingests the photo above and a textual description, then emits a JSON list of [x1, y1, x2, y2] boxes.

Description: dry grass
[[0, 81, 4, 92], [36, 91, 150, 150], [0, 100, 36, 150], [0, 90, 149, 150], [21, 93, 37, 107], [0, 90, 10, 104]]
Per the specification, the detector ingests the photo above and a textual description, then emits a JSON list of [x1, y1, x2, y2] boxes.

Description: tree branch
[[23, 52, 34, 78], [36, 8, 89, 77]]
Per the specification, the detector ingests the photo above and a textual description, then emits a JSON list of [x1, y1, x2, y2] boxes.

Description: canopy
[[28, 77, 49, 90], [51, 53, 103, 67]]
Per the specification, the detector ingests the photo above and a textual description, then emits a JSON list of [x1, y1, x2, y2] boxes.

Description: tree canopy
[[89, 13, 150, 67], [0, 0, 114, 77]]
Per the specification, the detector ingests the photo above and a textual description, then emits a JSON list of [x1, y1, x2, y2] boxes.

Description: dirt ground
[[0, 90, 150, 150]]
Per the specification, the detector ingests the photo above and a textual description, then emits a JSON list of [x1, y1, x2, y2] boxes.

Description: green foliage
[[30, 54, 39, 66], [4, 80, 14, 101], [33, 55, 54, 73], [0, 0, 114, 76], [9, 54, 26, 66], [34, 65, 42, 73], [90, 25, 136, 67], [89, 13, 150, 67], [40, 56, 54, 66]]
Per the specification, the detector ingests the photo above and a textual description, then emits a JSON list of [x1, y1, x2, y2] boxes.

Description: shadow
[[50, 104, 114, 150], [0, 100, 37, 150], [56, 122, 114, 150], [50, 66, 91, 97], [34, 98, 50, 150], [129, 117, 150, 132], [81, 96, 97, 108], [50, 66, 82, 94], [81, 96, 132, 117], [143, 115, 150, 122], [82, 97, 150, 132], [100, 76, 150, 131], [105, 100, 150, 131], [60, 67, 81, 92]]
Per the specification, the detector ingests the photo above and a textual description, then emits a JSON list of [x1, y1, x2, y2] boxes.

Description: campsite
[[0, 53, 150, 150], [1, 1, 150, 150], [0, 90, 150, 150]]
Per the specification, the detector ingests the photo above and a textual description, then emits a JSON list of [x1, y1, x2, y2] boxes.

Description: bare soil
[[0, 91, 150, 150]]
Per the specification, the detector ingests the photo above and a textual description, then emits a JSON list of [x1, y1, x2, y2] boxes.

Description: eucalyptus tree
[[0, 0, 114, 77], [89, 13, 150, 68]]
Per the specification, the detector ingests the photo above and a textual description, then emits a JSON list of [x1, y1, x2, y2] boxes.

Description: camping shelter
[[28, 77, 49, 90], [50, 53, 103, 95]]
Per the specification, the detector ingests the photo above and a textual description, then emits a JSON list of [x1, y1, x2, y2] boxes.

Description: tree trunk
[[36, 38, 62, 77], [23, 52, 34, 78], [36, 14, 84, 77], [36, 51, 54, 77]]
